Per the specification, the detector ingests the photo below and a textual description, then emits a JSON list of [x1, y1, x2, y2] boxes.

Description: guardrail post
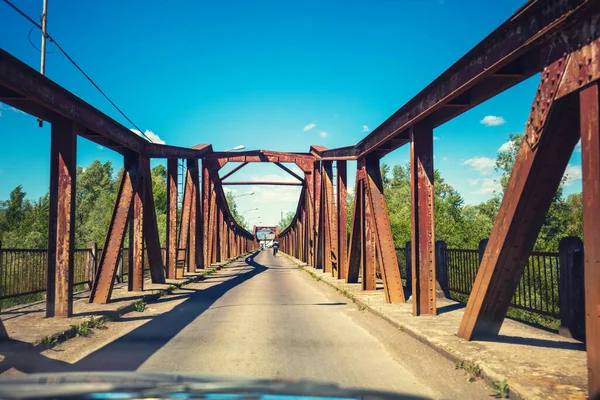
[[86, 242, 97, 289], [558, 236, 585, 342], [435, 240, 449, 297], [478, 239, 488, 266]]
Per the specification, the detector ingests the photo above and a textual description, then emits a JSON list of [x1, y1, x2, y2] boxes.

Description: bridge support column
[[458, 55, 581, 340], [166, 159, 178, 278], [410, 123, 436, 315], [47, 118, 76, 317], [581, 83, 600, 394], [336, 161, 347, 280], [313, 161, 322, 268], [90, 155, 138, 304], [128, 155, 144, 292], [188, 159, 200, 273], [202, 161, 212, 267], [141, 156, 166, 285]]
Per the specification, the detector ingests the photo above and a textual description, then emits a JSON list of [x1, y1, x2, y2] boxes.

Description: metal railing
[[0, 247, 166, 304], [395, 246, 561, 319]]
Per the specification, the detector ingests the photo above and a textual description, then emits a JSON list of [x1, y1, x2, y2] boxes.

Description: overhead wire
[[1, 0, 152, 142]]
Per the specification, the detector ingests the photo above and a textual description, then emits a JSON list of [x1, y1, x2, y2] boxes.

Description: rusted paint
[[313, 161, 322, 268], [128, 174, 144, 292], [337, 161, 348, 280], [90, 158, 136, 304], [187, 159, 199, 272], [177, 163, 194, 278], [141, 155, 166, 284], [166, 159, 178, 278], [221, 162, 249, 181], [458, 62, 581, 340], [365, 156, 405, 303], [580, 82, 600, 397], [346, 170, 363, 284], [47, 118, 76, 317], [409, 125, 436, 314], [363, 184, 377, 291]]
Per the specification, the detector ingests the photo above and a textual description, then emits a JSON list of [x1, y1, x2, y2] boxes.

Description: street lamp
[[233, 191, 255, 199], [225, 145, 245, 152]]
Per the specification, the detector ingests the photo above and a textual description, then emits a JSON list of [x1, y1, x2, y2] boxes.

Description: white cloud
[[468, 178, 479, 186], [130, 129, 166, 144], [471, 178, 500, 195], [564, 164, 582, 186], [463, 156, 496, 175], [480, 115, 506, 127], [434, 136, 440, 141], [251, 173, 298, 183], [575, 139, 582, 152], [0, 104, 26, 116], [362, 125, 369, 132], [97, 145, 104, 151], [303, 122, 316, 131], [320, 131, 328, 138], [442, 156, 448, 161], [498, 141, 516, 152]]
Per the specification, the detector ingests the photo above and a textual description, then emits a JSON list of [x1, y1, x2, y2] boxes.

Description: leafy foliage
[[278, 211, 295, 232]]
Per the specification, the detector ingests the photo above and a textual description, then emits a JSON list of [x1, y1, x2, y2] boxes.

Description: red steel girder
[[89, 157, 138, 304], [362, 179, 376, 291], [140, 155, 166, 284], [221, 162, 249, 181], [365, 157, 405, 303], [357, 0, 599, 157], [274, 162, 304, 182], [346, 172, 363, 284], [409, 125, 435, 313], [336, 161, 348, 280], [188, 159, 200, 272], [222, 181, 303, 186], [128, 168, 144, 292], [580, 82, 600, 396], [457, 55, 581, 340], [47, 118, 76, 317], [166, 159, 178, 278]]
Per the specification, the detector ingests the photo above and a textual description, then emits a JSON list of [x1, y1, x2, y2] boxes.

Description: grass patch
[[398, 324, 405, 332], [490, 379, 510, 398], [132, 300, 146, 312], [70, 320, 93, 337], [454, 360, 483, 382], [358, 305, 367, 311]]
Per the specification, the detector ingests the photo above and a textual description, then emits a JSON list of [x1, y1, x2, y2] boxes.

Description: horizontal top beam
[[354, 0, 596, 157]]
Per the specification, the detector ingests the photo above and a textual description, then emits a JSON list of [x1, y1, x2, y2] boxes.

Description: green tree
[[226, 192, 249, 230], [278, 211, 295, 232]]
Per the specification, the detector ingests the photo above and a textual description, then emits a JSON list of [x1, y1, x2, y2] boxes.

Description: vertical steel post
[[166, 159, 178, 278], [410, 124, 436, 315], [187, 159, 199, 272], [336, 161, 347, 280], [47, 118, 76, 317], [580, 82, 600, 396], [346, 167, 364, 284], [313, 161, 322, 268], [128, 157, 144, 292]]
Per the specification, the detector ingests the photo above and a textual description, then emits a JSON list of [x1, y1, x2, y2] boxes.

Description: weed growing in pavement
[[132, 300, 146, 312], [398, 325, 405, 332], [490, 379, 510, 398], [454, 360, 483, 382], [88, 316, 107, 330], [42, 335, 59, 348], [358, 305, 367, 311], [70, 320, 93, 337]]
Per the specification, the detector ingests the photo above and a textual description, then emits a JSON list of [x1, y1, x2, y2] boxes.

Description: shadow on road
[[0, 253, 267, 374]]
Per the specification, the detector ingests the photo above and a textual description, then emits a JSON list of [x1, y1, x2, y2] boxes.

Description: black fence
[[395, 240, 571, 330], [0, 246, 166, 306], [445, 249, 560, 318]]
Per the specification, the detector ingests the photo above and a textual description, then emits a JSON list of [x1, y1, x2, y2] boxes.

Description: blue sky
[[0, 0, 582, 226]]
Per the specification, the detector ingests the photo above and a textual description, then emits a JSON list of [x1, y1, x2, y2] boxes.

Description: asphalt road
[[21, 250, 491, 399]]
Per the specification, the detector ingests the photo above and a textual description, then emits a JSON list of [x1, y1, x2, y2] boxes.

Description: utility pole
[[38, 0, 48, 128]]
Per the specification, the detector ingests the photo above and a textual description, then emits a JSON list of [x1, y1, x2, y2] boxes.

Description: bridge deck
[[0, 251, 492, 398]]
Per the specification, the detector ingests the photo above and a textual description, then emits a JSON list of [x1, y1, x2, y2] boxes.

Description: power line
[[1, 0, 152, 142]]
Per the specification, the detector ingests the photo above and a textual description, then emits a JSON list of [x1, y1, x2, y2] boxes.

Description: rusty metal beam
[[346, 169, 363, 284], [146, 143, 213, 159], [365, 157, 405, 303], [47, 118, 76, 317], [128, 168, 144, 292], [141, 155, 165, 284], [357, 0, 599, 157], [274, 162, 304, 182], [313, 161, 322, 268], [177, 162, 194, 277], [221, 181, 303, 186], [90, 158, 137, 304], [409, 125, 435, 313], [166, 159, 178, 278], [337, 161, 348, 280], [580, 82, 600, 396], [321, 161, 335, 274], [221, 162, 249, 181], [188, 159, 199, 272], [457, 57, 581, 340]]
